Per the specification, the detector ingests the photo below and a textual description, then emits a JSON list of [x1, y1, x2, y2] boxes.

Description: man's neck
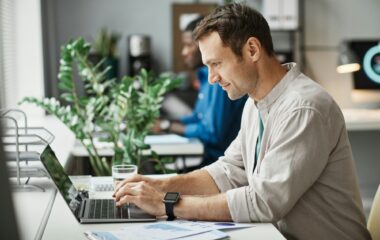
[[251, 57, 288, 101]]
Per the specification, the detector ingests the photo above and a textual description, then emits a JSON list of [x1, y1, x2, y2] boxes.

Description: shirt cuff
[[226, 187, 252, 222]]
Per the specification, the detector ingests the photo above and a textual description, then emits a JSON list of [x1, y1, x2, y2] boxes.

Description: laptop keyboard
[[92, 183, 114, 192], [87, 199, 129, 219]]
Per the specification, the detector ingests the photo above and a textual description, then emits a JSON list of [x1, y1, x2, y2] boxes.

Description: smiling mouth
[[220, 83, 230, 90]]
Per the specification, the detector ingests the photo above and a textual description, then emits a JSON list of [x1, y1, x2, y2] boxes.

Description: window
[[0, 0, 44, 117], [0, 0, 16, 109]]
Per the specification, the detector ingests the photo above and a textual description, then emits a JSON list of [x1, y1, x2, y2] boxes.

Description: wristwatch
[[160, 119, 171, 132], [163, 192, 180, 221]]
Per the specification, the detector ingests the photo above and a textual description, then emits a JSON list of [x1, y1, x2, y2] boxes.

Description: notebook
[[39, 145, 156, 223]]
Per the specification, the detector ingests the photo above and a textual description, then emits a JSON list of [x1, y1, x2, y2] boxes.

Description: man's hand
[[113, 174, 163, 194], [113, 180, 166, 217], [112, 174, 165, 217]]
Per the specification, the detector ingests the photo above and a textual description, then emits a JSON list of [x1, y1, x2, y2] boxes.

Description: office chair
[[368, 184, 380, 240]]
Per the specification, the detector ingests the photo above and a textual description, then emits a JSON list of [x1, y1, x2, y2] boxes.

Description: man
[[114, 4, 370, 239], [156, 17, 247, 167]]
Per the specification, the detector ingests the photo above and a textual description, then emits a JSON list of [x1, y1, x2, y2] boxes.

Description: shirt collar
[[256, 62, 300, 112]]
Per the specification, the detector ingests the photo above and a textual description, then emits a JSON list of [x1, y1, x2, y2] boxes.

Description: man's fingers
[[114, 183, 139, 201], [113, 174, 138, 191], [116, 195, 136, 207], [113, 174, 142, 196]]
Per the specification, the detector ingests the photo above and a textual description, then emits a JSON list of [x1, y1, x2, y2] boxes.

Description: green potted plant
[[21, 38, 180, 176], [89, 27, 121, 80]]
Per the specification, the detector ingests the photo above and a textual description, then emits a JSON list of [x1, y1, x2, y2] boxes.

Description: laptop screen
[[40, 145, 81, 220]]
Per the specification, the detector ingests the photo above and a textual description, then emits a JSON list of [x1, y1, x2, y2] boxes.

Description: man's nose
[[208, 70, 220, 85]]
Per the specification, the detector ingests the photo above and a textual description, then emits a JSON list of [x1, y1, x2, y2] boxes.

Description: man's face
[[198, 32, 258, 100], [181, 31, 202, 69]]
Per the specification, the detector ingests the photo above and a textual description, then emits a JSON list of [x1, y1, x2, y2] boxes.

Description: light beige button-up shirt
[[204, 63, 371, 239]]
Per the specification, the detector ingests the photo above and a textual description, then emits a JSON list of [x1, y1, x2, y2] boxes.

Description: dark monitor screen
[[40, 145, 81, 220], [350, 40, 380, 89]]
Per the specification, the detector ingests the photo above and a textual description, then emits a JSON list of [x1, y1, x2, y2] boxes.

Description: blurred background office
[[0, 0, 380, 218]]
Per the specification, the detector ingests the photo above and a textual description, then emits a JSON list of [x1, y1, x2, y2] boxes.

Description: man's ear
[[246, 37, 261, 62]]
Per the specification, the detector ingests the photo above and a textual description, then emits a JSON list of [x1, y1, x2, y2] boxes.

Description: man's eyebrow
[[204, 59, 220, 65]]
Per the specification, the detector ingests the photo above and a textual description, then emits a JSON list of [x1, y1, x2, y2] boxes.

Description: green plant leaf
[[58, 80, 73, 91], [61, 93, 74, 102]]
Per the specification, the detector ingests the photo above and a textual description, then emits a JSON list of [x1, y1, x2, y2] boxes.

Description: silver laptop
[[40, 145, 156, 223]]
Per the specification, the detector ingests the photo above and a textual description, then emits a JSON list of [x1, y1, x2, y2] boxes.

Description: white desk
[[70, 135, 204, 173], [10, 175, 283, 239], [32, 116, 204, 172], [71, 136, 204, 157], [342, 108, 380, 131], [42, 186, 285, 240], [12, 179, 56, 240]]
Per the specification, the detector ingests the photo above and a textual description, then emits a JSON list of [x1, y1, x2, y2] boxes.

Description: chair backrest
[[368, 184, 380, 240]]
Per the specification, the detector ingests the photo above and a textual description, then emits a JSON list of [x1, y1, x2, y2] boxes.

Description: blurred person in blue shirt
[[155, 17, 247, 167]]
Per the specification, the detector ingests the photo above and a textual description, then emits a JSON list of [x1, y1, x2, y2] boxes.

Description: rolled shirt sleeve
[[204, 130, 248, 192]]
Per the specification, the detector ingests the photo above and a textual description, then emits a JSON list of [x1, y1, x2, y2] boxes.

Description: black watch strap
[[164, 202, 176, 221], [163, 192, 180, 221]]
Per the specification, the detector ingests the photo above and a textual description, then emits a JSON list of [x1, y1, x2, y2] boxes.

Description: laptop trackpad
[[129, 205, 155, 219]]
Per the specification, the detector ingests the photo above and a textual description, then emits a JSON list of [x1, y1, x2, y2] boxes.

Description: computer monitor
[[0, 120, 20, 239], [350, 40, 380, 89], [349, 40, 380, 107]]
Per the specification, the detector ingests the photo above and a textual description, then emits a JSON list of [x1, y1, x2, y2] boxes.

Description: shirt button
[[198, 113, 203, 119], [198, 93, 204, 99]]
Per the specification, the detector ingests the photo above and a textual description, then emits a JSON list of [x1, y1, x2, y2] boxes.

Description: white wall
[[52, 0, 220, 77], [14, 0, 44, 117]]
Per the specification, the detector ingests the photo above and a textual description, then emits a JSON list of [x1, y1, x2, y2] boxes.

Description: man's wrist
[[153, 178, 166, 192]]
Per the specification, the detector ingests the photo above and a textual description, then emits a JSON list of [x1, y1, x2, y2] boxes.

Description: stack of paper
[[84, 220, 255, 240]]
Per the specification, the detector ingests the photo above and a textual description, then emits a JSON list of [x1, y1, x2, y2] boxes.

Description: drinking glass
[[112, 164, 138, 188]]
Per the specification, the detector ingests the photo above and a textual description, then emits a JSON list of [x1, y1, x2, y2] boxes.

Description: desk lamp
[[337, 41, 361, 74]]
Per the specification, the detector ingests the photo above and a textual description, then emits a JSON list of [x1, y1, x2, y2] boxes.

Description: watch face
[[165, 192, 179, 201]]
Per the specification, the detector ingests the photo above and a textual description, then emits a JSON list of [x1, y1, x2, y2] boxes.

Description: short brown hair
[[193, 3, 274, 57]]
